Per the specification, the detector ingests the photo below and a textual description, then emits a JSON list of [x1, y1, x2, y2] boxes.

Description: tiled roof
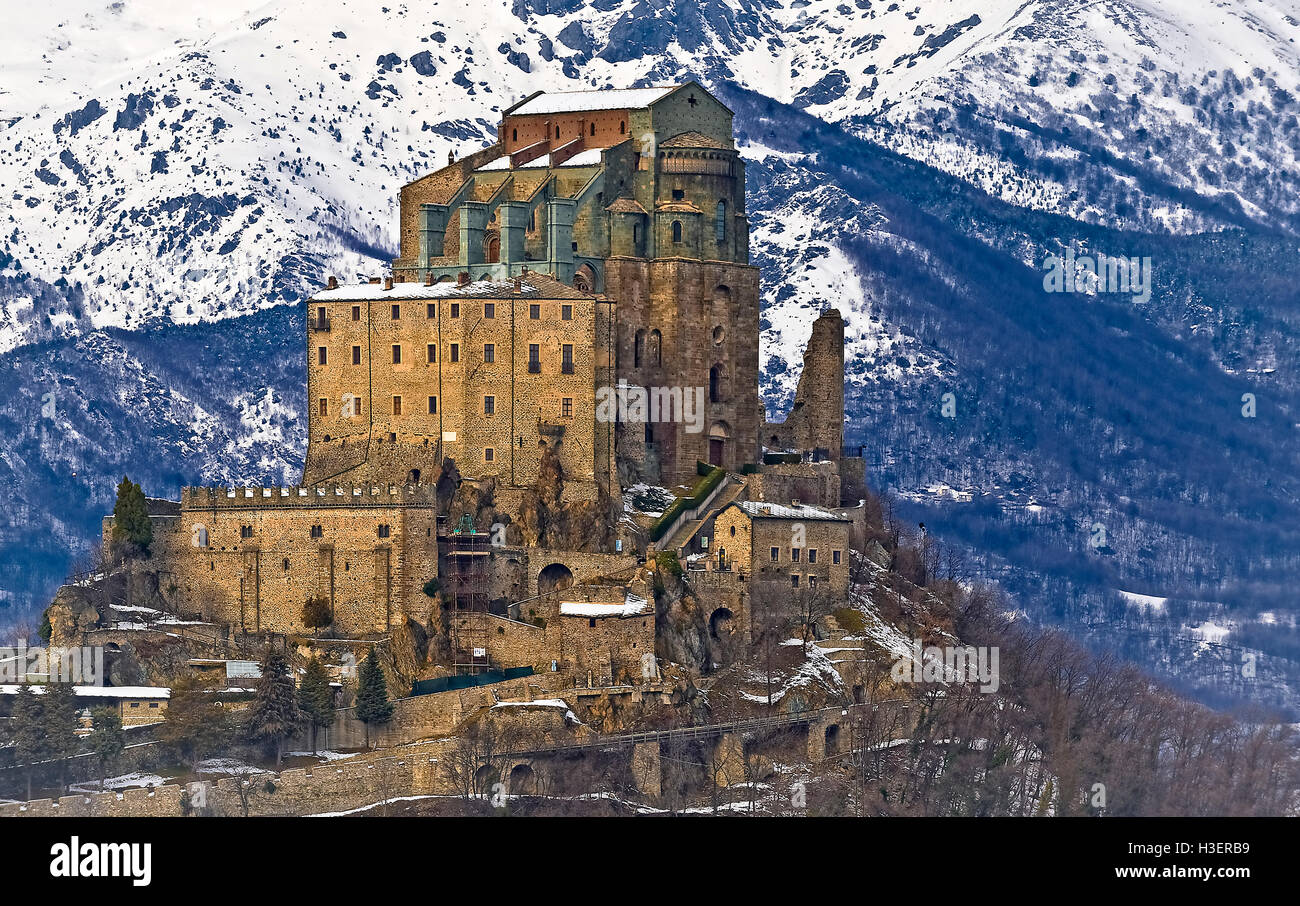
[[509, 86, 679, 116], [660, 131, 730, 150], [310, 271, 593, 301], [605, 197, 649, 215], [655, 201, 705, 215], [735, 501, 850, 522]]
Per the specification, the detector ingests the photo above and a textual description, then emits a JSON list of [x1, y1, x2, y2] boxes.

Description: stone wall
[[764, 309, 845, 459]]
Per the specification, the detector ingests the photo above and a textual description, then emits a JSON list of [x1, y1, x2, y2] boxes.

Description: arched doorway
[[484, 233, 500, 263], [538, 563, 574, 595], [824, 724, 841, 757], [708, 422, 730, 467], [407, 468, 421, 484], [709, 607, 734, 640], [474, 764, 499, 795], [509, 763, 535, 795], [573, 263, 596, 293]]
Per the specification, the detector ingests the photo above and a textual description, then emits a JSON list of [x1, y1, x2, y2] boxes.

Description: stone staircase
[[660, 473, 748, 556]]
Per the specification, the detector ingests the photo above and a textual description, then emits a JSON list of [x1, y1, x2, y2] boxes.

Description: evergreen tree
[[157, 673, 228, 770], [245, 645, 303, 767], [111, 476, 152, 556], [43, 681, 82, 794], [88, 706, 125, 791], [297, 655, 335, 755], [355, 647, 394, 749], [10, 685, 46, 800]]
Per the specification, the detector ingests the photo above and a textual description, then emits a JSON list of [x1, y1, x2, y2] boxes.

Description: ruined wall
[[764, 309, 845, 459]]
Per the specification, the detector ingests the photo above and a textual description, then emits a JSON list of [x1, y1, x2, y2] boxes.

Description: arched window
[[634, 329, 647, 368], [710, 364, 726, 402], [555, 125, 561, 139], [590, 123, 596, 136], [671, 220, 682, 243], [715, 199, 727, 242], [511, 128, 518, 141], [619, 121, 626, 134], [649, 329, 662, 366]]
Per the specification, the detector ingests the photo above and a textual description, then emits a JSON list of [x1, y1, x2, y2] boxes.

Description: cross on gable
[[687, 94, 697, 107]]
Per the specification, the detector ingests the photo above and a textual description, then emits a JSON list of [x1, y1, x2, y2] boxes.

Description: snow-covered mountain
[[2, 0, 1299, 713]]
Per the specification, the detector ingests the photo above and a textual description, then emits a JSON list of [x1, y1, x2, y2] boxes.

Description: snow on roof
[[0, 684, 170, 699], [490, 698, 570, 709], [475, 147, 604, 171], [559, 592, 650, 619], [309, 274, 587, 302], [225, 660, 262, 679], [736, 501, 848, 521], [509, 86, 677, 116]]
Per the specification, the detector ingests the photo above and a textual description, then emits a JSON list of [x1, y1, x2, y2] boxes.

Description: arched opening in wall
[[538, 562, 575, 595], [512, 128, 518, 142], [437, 274, 455, 283], [632, 221, 644, 256], [649, 329, 662, 367], [671, 220, 682, 243], [589, 123, 596, 137], [713, 284, 731, 308], [709, 607, 734, 640], [824, 723, 842, 756], [770, 434, 780, 446], [509, 763, 536, 795], [708, 421, 730, 467], [573, 263, 596, 293], [715, 199, 727, 243], [484, 233, 500, 263], [407, 468, 421, 484], [634, 329, 647, 368], [709, 364, 727, 403], [474, 764, 499, 795]]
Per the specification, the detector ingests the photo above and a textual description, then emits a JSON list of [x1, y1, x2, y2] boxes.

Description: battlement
[[180, 485, 438, 510]]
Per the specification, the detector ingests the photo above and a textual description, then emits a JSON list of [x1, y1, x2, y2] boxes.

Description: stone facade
[[710, 501, 852, 600], [764, 308, 846, 460]]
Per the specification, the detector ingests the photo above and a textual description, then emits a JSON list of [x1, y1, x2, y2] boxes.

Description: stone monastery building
[[110, 83, 863, 680]]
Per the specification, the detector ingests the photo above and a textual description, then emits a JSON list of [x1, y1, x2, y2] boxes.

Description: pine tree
[[43, 681, 82, 794], [10, 685, 46, 800], [245, 645, 303, 767], [157, 673, 228, 770], [111, 476, 152, 556], [297, 655, 335, 754], [88, 707, 125, 791], [355, 647, 394, 749]]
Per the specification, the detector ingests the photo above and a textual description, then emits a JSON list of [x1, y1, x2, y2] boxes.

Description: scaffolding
[[446, 513, 491, 674]]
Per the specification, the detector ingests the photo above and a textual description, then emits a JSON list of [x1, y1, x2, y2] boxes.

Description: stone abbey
[[106, 83, 861, 681]]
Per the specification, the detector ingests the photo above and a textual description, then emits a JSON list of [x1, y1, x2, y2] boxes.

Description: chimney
[[457, 272, 470, 286], [384, 277, 394, 291], [424, 272, 434, 286], [369, 277, 381, 285], [327, 276, 338, 290], [513, 277, 522, 293]]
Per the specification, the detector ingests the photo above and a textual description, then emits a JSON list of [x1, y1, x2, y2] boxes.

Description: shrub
[[833, 606, 865, 634]]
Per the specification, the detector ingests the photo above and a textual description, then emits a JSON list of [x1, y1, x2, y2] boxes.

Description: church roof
[[605, 197, 649, 215], [660, 131, 730, 150], [655, 201, 705, 215], [734, 501, 850, 522], [507, 85, 679, 116]]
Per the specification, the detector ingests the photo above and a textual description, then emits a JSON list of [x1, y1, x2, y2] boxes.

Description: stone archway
[[474, 764, 499, 795], [824, 723, 842, 757], [709, 607, 734, 640], [537, 562, 575, 596], [509, 762, 536, 795]]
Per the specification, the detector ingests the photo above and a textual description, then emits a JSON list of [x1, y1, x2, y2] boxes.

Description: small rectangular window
[[427, 343, 436, 363], [391, 303, 400, 320], [393, 396, 402, 416], [561, 304, 572, 321], [351, 395, 363, 416], [791, 548, 801, 562], [318, 398, 328, 416], [528, 344, 540, 373], [770, 547, 779, 562], [672, 188, 684, 201], [529, 304, 540, 320], [450, 343, 459, 363], [392, 344, 402, 364], [451, 303, 460, 319], [808, 549, 817, 564], [240, 525, 253, 539], [562, 344, 574, 374], [311, 525, 323, 539], [352, 345, 361, 365], [484, 302, 495, 319], [318, 347, 328, 365], [484, 395, 495, 416], [562, 398, 572, 418], [792, 574, 800, 588], [352, 305, 361, 321], [428, 396, 437, 414], [832, 550, 842, 565], [485, 447, 495, 462], [426, 303, 436, 319], [484, 343, 495, 363], [378, 524, 391, 539]]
